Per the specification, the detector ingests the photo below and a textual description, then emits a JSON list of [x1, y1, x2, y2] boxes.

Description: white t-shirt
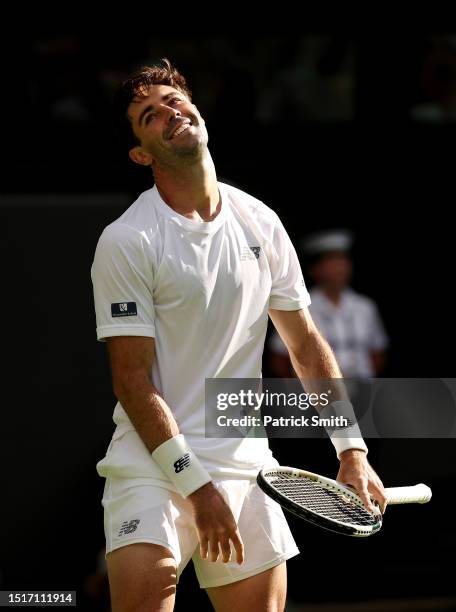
[[92, 182, 310, 485], [269, 287, 388, 378]]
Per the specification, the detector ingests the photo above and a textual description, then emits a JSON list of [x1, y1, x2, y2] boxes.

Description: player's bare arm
[[107, 336, 179, 446], [268, 307, 388, 513], [106, 335, 244, 564]]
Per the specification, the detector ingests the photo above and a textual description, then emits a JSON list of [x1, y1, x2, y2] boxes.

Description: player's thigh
[[205, 561, 287, 612], [107, 542, 177, 612]]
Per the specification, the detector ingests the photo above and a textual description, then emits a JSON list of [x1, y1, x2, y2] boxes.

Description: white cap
[[301, 229, 353, 256]]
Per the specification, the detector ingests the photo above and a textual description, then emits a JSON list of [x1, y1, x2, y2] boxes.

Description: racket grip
[[385, 484, 432, 505]]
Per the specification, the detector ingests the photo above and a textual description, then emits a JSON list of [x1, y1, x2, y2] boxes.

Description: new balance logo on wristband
[[118, 519, 140, 536], [174, 453, 191, 473]]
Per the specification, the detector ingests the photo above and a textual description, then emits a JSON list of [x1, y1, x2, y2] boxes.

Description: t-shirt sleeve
[[268, 213, 311, 310], [91, 222, 156, 342]]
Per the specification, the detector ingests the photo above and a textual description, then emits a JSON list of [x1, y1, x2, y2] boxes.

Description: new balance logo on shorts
[[118, 519, 140, 536], [174, 453, 191, 473]]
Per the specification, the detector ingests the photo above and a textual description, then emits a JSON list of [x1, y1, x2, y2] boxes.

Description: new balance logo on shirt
[[241, 246, 261, 260], [174, 453, 191, 473], [118, 519, 140, 536]]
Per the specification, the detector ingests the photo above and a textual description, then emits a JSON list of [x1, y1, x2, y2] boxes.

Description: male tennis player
[[91, 59, 387, 612]]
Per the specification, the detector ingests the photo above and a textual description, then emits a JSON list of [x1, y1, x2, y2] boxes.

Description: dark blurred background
[[1, 33, 455, 610]]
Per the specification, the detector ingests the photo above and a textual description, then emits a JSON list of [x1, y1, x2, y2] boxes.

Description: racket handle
[[385, 484, 432, 505]]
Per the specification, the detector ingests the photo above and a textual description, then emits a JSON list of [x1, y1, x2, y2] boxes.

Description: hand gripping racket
[[257, 466, 432, 537]]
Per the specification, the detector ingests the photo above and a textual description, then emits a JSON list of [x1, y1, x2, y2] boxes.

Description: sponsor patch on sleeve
[[111, 302, 137, 317]]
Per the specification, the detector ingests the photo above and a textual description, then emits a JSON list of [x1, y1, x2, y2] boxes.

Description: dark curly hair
[[113, 58, 192, 150]]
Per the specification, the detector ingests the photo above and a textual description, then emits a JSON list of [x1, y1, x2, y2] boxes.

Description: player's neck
[[154, 152, 220, 222], [322, 286, 344, 306]]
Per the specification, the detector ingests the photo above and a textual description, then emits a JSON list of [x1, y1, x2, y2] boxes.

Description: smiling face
[[127, 84, 208, 168]]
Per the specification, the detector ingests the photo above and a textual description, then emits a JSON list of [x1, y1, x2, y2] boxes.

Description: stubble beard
[[165, 125, 208, 167]]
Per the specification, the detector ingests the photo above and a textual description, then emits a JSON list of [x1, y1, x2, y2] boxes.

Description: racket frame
[[257, 466, 383, 537]]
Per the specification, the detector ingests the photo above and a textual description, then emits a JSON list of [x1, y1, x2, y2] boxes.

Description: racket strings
[[269, 474, 377, 526]]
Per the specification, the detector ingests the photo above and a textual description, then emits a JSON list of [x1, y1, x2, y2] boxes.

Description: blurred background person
[[267, 229, 389, 378]]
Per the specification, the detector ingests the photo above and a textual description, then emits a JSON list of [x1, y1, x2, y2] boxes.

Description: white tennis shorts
[[101, 475, 300, 588]]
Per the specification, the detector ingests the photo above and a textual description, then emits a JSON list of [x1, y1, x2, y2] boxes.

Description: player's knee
[[107, 543, 177, 612]]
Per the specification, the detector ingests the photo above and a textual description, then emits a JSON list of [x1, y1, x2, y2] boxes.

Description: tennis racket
[[257, 466, 432, 537]]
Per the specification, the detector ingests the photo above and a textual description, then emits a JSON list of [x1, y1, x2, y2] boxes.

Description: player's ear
[[129, 146, 154, 167]]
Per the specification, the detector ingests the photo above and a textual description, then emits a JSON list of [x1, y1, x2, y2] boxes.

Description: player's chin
[[172, 137, 205, 156]]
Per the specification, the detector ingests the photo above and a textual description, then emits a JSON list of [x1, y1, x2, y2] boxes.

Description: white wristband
[[320, 400, 368, 459], [151, 434, 212, 498]]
